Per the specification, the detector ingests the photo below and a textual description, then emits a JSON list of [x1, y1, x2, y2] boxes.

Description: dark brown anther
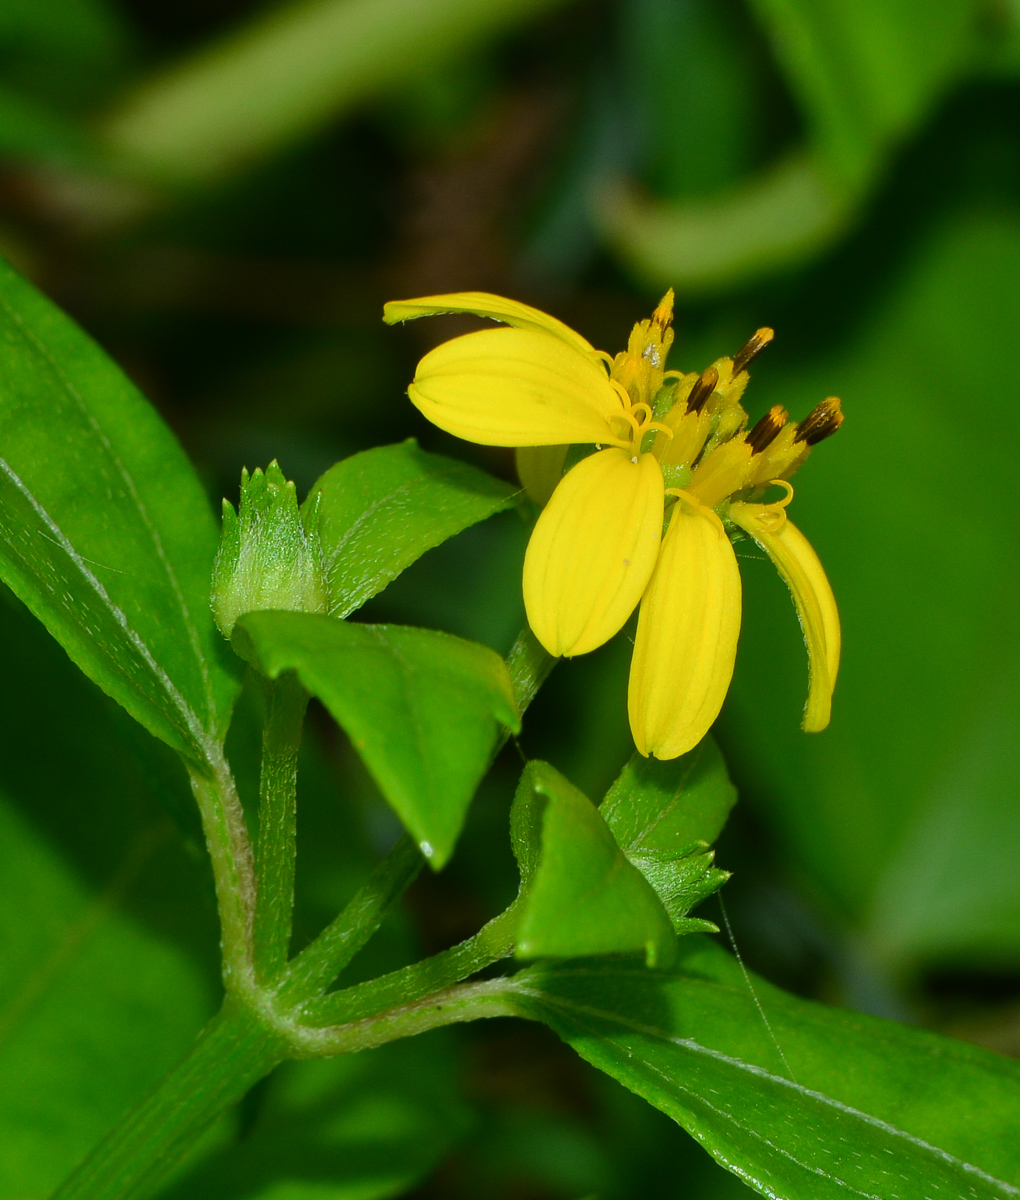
[[746, 405, 789, 454], [732, 327, 774, 376], [686, 366, 719, 415], [795, 396, 844, 445]]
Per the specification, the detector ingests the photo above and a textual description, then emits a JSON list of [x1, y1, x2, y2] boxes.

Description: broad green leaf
[[0, 260, 238, 762], [312, 439, 518, 619], [0, 592, 219, 1197], [601, 739, 735, 931], [234, 611, 519, 867], [512, 761, 677, 969], [164, 1035, 471, 1200], [515, 937, 1020, 1200]]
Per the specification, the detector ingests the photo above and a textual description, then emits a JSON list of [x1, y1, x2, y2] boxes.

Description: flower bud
[[211, 461, 328, 641]]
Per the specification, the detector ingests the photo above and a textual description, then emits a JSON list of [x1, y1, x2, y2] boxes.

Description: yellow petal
[[383, 291, 597, 356], [524, 448, 663, 657], [516, 445, 568, 506], [409, 326, 624, 447], [729, 504, 839, 731], [629, 497, 741, 760]]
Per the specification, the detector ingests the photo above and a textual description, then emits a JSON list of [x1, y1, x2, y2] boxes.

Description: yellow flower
[[384, 291, 843, 759]]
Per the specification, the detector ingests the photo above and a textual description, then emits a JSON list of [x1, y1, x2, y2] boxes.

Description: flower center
[[601, 307, 843, 504]]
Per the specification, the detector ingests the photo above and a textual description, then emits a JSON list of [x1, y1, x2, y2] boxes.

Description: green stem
[[253, 673, 309, 983], [279, 627, 550, 1007], [188, 756, 256, 991], [50, 1001, 286, 1200], [291, 976, 525, 1057], [277, 832, 424, 1005], [301, 901, 520, 1026]]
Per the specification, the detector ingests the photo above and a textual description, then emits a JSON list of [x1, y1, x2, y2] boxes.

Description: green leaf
[[164, 1035, 471, 1200], [601, 739, 736, 931], [516, 937, 1020, 1199], [312, 439, 518, 619], [0, 260, 238, 762], [0, 595, 219, 1197], [234, 611, 520, 867], [512, 761, 677, 969]]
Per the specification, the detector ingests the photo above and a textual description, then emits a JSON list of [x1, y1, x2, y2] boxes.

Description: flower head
[[385, 292, 842, 760]]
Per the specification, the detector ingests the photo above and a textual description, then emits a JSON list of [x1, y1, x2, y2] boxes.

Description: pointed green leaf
[[311, 440, 518, 618], [515, 937, 1020, 1200], [601, 739, 736, 931], [512, 761, 677, 969], [0, 260, 238, 762], [234, 612, 519, 867]]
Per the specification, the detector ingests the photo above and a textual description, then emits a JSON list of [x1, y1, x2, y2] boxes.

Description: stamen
[[795, 396, 843, 445], [732, 327, 774, 376], [686, 367, 719, 415], [746, 405, 788, 454]]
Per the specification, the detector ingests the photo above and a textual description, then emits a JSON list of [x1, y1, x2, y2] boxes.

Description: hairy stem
[[253, 673, 309, 982], [291, 976, 525, 1057], [50, 1001, 286, 1200], [277, 832, 424, 1005], [188, 755, 256, 991], [301, 900, 521, 1026]]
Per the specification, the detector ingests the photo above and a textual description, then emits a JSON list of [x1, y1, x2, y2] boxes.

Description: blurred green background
[[1, 0, 1018, 1196]]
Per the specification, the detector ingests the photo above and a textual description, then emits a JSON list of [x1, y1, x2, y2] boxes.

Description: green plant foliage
[[212, 460, 328, 640], [726, 210, 1020, 963], [1, 4, 1018, 1196], [99, 0, 573, 184], [601, 740, 735, 930], [164, 1036, 471, 1200], [234, 611, 519, 866], [0, 82, 90, 164], [747, 0, 981, 187], [0, 595, 218, 1198], [602, 0, 993, 290], [0, 792, 218, 1198], [511, 761, 678, 968], [517, 936, 1020, 1199], [0, 259, 238, 762], [312, 439, 519, 620]]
